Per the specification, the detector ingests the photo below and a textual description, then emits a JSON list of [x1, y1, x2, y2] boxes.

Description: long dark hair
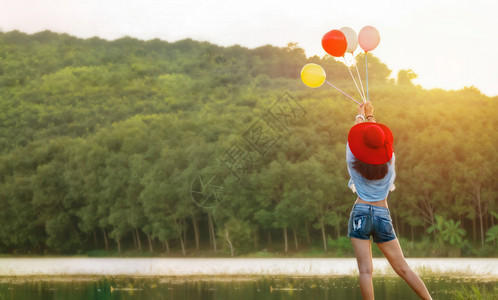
[[352, 158, 388, 180]]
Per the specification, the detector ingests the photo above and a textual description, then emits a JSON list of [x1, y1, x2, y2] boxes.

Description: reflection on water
[[0, 276, 496, 300]]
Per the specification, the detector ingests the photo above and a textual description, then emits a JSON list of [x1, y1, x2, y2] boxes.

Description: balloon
[[340, 27, 358, 53], [300, 63, 326, 88], [321, 29, 347, 57], [358, 26, 380, 52]]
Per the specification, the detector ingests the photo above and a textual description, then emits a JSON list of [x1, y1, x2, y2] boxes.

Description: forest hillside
[[0, 31, 496, 257]]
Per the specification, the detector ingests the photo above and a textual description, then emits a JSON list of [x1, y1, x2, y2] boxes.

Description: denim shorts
[[347, 203, 397, 243]]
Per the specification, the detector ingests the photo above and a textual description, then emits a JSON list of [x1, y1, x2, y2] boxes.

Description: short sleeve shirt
[[346, 143, 396, 202]]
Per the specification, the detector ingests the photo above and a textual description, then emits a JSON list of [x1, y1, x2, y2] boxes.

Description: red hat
[[348, 122, 394, 165]]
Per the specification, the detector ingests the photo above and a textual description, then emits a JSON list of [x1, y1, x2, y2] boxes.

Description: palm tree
[[441, 219, 466, 246], [485, 226, 498, 247]]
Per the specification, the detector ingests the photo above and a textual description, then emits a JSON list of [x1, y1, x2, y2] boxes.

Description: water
[[0, 258, 496, 299], [0, 276, 496, 299]]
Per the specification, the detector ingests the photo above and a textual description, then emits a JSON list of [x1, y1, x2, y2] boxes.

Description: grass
[[452, 284, 498, 300]]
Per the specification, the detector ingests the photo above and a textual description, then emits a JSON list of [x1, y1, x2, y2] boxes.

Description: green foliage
[[441, 219, 466, 246], [217, 218, 253, 255], [427, 215, 446, 246], [485, 226, 498, 243], [486, 212, 498, 244], [452, 284, 496, 300], [326, 236, 354, 257], [0, 30, 496, 257], [428, 215, 466, 247]]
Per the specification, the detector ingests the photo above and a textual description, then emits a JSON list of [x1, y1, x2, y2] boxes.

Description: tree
[[453, 133, 496, 248], [397, 69, 418, 86], [355, 53, 391, 84], [485, 212, 498, 246], [441, 219, 466, 247], [427, 215, 446, 247]]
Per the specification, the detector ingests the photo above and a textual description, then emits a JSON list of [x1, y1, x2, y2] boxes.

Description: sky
[[1, 0, 497, 96]]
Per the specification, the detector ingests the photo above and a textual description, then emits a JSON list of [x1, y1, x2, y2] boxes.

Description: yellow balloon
[[300, 63, 326, 88]]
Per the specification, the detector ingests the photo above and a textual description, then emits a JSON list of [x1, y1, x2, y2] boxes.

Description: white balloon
[[340, 27, 358, 53]]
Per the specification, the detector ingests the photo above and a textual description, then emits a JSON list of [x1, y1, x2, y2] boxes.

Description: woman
[[346, 101, 432, 300]]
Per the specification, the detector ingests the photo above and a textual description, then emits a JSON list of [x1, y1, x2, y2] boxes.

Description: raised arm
[[354, 101, 376, 125]]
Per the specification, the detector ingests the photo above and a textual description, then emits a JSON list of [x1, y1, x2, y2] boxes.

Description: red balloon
[[322, 30, 347, 57]]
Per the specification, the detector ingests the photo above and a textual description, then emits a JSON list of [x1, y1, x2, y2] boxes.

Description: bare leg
[[376, 239, 432, 300], [351, 238, 374, 300]]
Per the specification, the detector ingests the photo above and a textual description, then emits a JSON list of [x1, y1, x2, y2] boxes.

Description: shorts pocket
[[377, 215, 394, 234], [351, 212, 368, 234]]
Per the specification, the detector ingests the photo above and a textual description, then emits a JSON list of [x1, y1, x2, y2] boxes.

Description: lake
[[0, 258, 496, 299]]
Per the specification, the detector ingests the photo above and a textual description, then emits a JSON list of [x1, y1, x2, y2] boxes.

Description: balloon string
[[353, 54, 366, 102], [365, 53, 369, 102], [325, 81, 361, 105], [343, 56, 366, 102]]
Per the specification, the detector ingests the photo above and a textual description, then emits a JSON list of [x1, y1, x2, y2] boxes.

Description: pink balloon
[[358, 26, 380, 52]]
